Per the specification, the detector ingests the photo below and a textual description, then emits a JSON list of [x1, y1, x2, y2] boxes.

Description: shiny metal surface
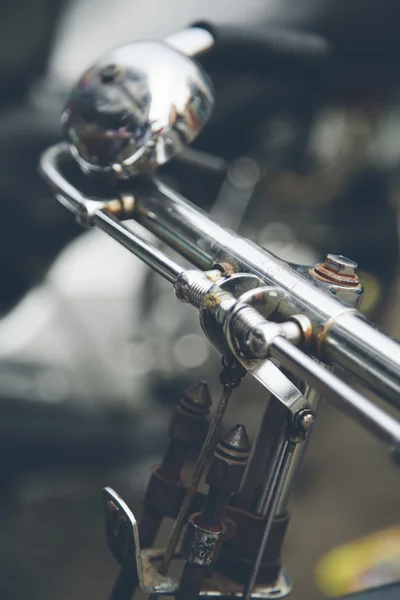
[[197, 276, 309, 415], [132, 180, 400, 407], [62, 41, 214, 176], [40, 143, 106, 215], [42, 36, 400, 410], [40, 144, 185, 283], [276, 384, 321, 515], [274, 289, 360, 518], [164, 27, 214, 58], [323, 311, 400, 405], [39, 33, 400, 600], [221, 288, 308, 417], [93, 210, 184, 283], [39, 145, 400, 437], [102, 487, 177, 595], [324, 254, 358, 275], [182, 517, 225, 566], [255, 435, 293, 517], [270, 337, 400, 448]]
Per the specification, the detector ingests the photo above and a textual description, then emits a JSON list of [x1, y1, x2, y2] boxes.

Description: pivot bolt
[[295, 409, 315, 433]]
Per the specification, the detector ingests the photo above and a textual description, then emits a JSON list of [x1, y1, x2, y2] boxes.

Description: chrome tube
[[322, 311, 400, 405], [269, 337, 400, 447], [236, 394, 288, 511], [133, 180, 400, 408], [93, 210, 184, 284], [243, 438, 296, 600]]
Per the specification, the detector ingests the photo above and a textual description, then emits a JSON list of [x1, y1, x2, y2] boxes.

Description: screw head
[[296, 410, 315, 432], [324, 254, 358, 276], [100, 63, 123, 83]]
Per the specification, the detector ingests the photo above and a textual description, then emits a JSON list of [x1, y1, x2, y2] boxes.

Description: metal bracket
[[102, 487, 177, 594], [222, 286, 310, 417], [199, 279, 310, 418], [199, 272, 261, 357], [103, 487, 292, 597]]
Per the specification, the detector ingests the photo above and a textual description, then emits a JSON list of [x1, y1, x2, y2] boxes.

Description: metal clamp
[[182, 513, 226, 566], [218, 286, 310, 417]]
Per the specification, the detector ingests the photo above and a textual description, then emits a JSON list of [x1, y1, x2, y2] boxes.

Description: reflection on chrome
[[62, 41, 214, 177]]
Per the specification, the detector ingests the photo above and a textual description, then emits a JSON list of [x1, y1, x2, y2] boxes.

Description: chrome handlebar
[[39, 25, 400, 600], [40, 140, 400, 449]]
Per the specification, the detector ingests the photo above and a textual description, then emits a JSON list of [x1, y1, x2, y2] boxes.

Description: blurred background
[[1, 0, 400, 599]]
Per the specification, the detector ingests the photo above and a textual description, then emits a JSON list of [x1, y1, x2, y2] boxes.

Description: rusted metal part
[[311, 264, 361, 287], [102, 483, 288, 600], [216, 507, 290, 585], [176, 425, 250, 600], [140, 548, 177, 594], [312, 253, 360, 287], [139, 382, 212, 549], [324, 254, 358, 275], [156, 360, 245, 579], [205, 269, 225, 283], [140, 549, 291, 598], [104, 194, 136, 220], [143, 467, 186, 520], [214, 261, 238, 277], [288, 314, 313, 349], [310, 254, 363, 324], [182, 513, 226, 566]]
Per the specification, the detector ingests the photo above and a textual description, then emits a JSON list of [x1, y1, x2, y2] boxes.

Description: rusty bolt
[[324, 254, 358, 276], [313, 253, 360, 287], [206, 424, 250, 493]]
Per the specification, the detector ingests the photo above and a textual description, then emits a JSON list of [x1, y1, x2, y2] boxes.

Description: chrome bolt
[[324, 254, 358, 276], [296, 409, 315, 432]]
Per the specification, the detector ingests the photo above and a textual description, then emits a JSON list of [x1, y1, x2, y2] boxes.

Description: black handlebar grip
[[192, 21, 333, 80]]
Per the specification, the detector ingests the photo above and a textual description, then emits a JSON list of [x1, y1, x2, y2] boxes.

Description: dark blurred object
[[0, 100, 82, 313], [0, 0, 68, 106], [0, 360, 168, 482], [194, 21, 332, 80], [266, 0, 400, 84], [0, 0, 79, 312]]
